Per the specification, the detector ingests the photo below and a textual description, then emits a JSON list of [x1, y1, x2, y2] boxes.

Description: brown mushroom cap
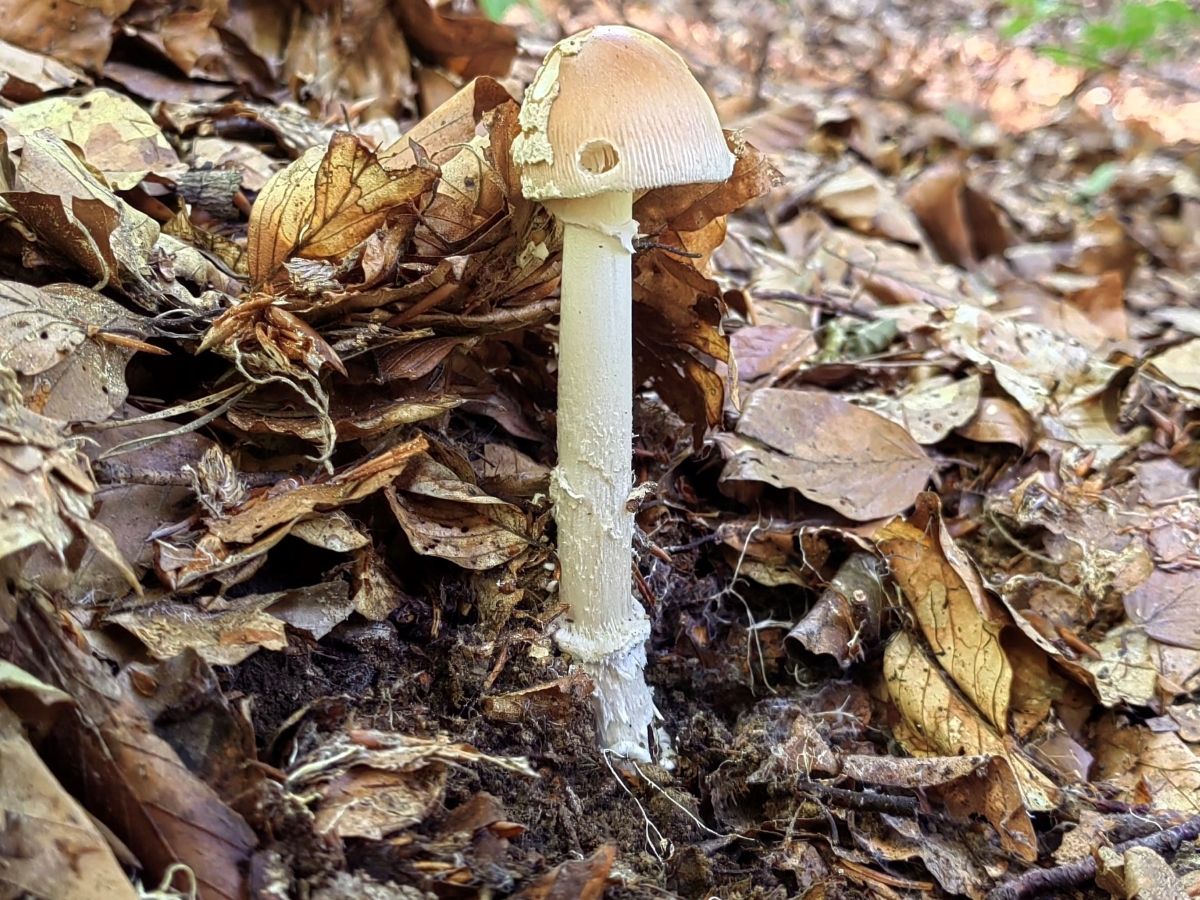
[[513, 25, 735, 202]]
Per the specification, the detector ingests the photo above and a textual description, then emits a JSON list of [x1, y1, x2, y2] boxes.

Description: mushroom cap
[[512, 25, 735, 202]]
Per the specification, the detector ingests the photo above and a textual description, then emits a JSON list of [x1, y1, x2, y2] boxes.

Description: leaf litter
[[0, 0, 1199, 898]]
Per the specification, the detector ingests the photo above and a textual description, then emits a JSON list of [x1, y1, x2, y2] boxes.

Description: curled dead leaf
[[247, 131, 437, 285]]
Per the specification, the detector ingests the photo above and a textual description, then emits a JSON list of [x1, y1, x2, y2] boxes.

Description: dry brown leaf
[[1, 88, 185, 189], [1148, 339, 1200, 394], [2, 281, 143, 422], [156, 524, 289, 592], [2, 131, 152, 290], [0, 281, 85, 377], [1, 130, 202, 312], [0, 689, 137, 900], [6, 602, 256, 900], [883, 631, 1059, 814], [814, 164, 926, 245], [291, 729, 535, 841], [107, 597, 288, 666], [200, 297, 347, 377], [108, 581, 354, 664], [0, 365, 136, 586], [904, 160, 1010, 266], [482, 674, 593, 726], [352, 548, 411, 621], [956, 395, 1035, 448], [0, 36, 84, 100], [380, 76, 516, 170], [1126, 569, 1200, 651], [391, 0, 517, 79], [216, 0, 414, 121], [247, 131, 437, 285], [634, 136, 780, 235], [207, 436, 427, 545], [634, 251, 732, 447], [786, 215, 975, 310], [877, 495, 1013, 731], [842, 752, 1038, 862], [385, 452, 531, 571], [0, 0, 131, 71], [723, 387, 934, 520], [938, 305, 1101, 415], [476, 443, 551, 499], [876, 815, 989, 898], [787, 552, 885, 668], [855, 374, 982, 445], [1093, 714, 1200, 813], [511, 844, 616, 900], [226, 385, 458, 442], [316, 765, 447, 840], [1080, 624, 1159, 708], [290, 511, 369, 553]]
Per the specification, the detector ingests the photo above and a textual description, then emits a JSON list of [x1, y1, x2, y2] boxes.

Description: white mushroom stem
[[547, 190, 657, 761]]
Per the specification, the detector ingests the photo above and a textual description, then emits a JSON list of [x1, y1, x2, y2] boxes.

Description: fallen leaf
[[877, 495, 1013, 731], [391, 0, 517, 79], [386, 452, 531, 570], [5, 602, 256, 900], [207, 436, 427, 545], [1125, 569, 1200, 651], [904, 159, 1010, 266], [0, 364, 135, 586], [247, 131, 437, 284], [3, 281, 143, 422], [1148, 339, 1200, 393], [0, 0, 131, 70], [842, 752, 1038, 861], [787, 552, 885, 667], [0, 694, 137, 900], [855, 374, 982, 444], [883, 630, 1058, 813], [1, 88, 185, 188], [723, 387, 935, 520], [1093, 714, 1200, 813], [0, 37, 84, 100], [511, 843, 615, 900], [290, 729, 536, 841]]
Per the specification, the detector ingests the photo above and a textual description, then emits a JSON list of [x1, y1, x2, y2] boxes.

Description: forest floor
[[1, 1, 1199, 898]]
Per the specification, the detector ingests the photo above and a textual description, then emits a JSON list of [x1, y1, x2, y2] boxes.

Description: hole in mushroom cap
[[578, 139, 619, 174]]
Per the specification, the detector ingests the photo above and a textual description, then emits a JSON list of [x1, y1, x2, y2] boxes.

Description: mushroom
[[512, 25, 734, 760]]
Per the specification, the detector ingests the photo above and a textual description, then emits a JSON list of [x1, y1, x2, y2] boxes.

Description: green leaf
[[1119, 4, 1159, 48], [479, 0, 518, 21], [1001, 12, 1037, 38], [1077, 161, 1120, 198], [1082, 21, 1124, 51]]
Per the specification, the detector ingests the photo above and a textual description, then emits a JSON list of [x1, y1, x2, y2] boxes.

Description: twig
[[633, 238, 702, 259], [750, 288, 878, 320], [987, 814, 1200, 900], [93, 459, 280, 489], [795, 780, 950, 821]]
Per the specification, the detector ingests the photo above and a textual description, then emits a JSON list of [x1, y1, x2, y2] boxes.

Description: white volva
[[546, 191, 657, 760]]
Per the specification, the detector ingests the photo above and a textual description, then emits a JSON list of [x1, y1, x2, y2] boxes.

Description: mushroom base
[[554, 613, 663, 762]]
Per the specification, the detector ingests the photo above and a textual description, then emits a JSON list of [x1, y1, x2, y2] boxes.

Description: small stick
[[987, 814, 1200, 900]]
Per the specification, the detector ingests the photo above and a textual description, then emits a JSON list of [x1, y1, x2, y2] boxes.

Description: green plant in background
[[1001, 0, 1200, 68], [478, 0, 523, 21]]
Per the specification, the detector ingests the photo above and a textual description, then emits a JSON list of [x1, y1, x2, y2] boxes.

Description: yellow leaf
[[247, 132, 436, 284]]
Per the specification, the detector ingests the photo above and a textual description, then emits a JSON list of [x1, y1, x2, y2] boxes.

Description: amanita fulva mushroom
[[512, 26, 734, 760]]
